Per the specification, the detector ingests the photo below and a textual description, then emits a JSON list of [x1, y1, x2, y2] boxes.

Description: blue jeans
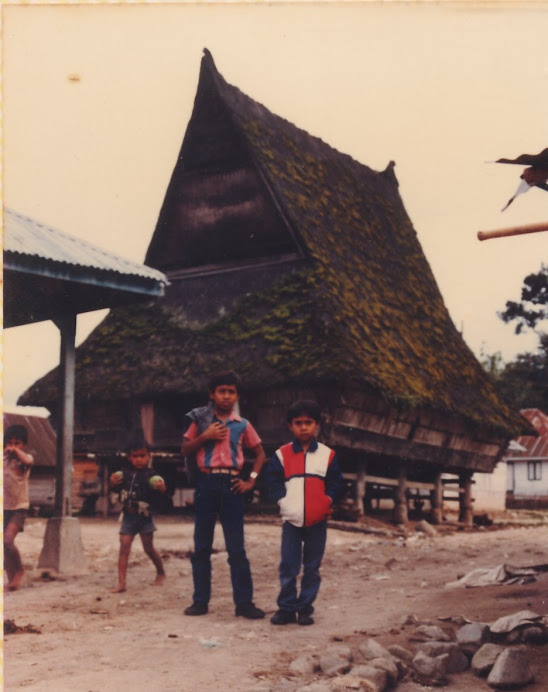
[[277, 520, 327, 614], [191, 473, 253, 606]]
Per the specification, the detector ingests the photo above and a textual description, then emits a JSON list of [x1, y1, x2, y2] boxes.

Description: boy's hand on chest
[[204, 422, 229, 441]]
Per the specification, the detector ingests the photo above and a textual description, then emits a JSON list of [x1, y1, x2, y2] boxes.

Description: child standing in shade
[[4, 424, 34, 591], [181, 370, 266, 619], [266, 400, 343, 626], [110, 437, 167, 593]]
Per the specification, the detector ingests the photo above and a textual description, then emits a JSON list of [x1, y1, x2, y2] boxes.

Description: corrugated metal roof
[[506, 409, 548, 460], [4, 208, 167, 285]]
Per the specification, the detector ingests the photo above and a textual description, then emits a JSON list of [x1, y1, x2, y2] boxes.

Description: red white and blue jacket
[[266, 439, 343, 527]]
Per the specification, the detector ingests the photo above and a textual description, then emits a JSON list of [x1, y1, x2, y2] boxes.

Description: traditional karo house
[[19, 49, 527, 523]]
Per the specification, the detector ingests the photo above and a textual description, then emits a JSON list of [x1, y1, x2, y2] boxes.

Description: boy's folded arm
[[9, 448, 34, 465], [181, 436, 202, 456], [264, 454, 286, 503], [181, 428, 213, 455], [325, 455, 344, 501]]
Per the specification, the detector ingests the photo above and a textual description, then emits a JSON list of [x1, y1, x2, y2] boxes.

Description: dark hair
[[208, 370, 241, 393], [124, 435, 150, 454], [286, 400, 321, 424], [4, 424, 28, 445]]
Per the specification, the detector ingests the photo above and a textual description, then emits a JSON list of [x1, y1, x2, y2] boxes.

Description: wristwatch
[[249, 471, 258, 480]]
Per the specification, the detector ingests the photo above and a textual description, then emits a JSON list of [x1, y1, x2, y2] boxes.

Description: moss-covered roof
[[19, 49, 524, 436]]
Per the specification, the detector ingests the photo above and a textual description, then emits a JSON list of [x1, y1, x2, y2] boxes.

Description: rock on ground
[[471, 643, 505, 677], [487, 647, 534, 689]]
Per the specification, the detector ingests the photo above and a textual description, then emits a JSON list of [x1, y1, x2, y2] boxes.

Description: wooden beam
[[342, 472, 435, 491], [458, 471, 474, 526], [430, 471, 443, 525], [477, 221, 548, 242], [354, 459, 367, 516], [393, 463, 408, 524], [331, 426, 500, 473]]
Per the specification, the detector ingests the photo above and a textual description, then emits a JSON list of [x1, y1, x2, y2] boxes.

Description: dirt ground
[[4, 513, 548, 692]]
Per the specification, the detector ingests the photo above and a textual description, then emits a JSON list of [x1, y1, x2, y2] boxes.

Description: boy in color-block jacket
[[266, 400, 343, 626]]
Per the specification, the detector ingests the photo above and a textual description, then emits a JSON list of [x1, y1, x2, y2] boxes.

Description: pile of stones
[[261, 609, 547, 692]]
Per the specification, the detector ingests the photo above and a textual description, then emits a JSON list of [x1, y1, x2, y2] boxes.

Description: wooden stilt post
[[355, 459, 367, 517], [430, 471, 443, 525], [459, 471, 474, 527], [102, 460, 109, 518], [393, 463, 408, 524]]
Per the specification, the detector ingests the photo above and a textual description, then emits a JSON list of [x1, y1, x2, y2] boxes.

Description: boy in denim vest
[[182, 371, 266, 619]]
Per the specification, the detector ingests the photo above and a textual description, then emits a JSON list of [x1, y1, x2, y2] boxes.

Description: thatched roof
[[19, 49, 524, 436]]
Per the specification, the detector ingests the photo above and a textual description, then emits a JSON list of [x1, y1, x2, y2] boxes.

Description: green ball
[[149, 475, 163, 488]]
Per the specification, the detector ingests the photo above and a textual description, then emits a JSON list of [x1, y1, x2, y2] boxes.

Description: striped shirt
[[184, 410, 261, 470]]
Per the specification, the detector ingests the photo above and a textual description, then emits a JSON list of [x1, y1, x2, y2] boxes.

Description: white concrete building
[[472, 461, 508, 512], [505, 409, 548, 509]]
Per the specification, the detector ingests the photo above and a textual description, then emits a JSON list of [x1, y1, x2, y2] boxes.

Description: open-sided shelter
[[19, 50, 527, 524], [6, 208, 167, 570]]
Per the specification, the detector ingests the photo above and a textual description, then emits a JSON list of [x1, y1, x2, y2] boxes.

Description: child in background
[[110, 436, 166, 593], [4, 424, 34, 591], [266, 400, 343, 626]]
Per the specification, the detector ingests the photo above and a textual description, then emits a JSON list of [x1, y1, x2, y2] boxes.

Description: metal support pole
[[38, 312, 87, 575], [54, 313, 76, 517]]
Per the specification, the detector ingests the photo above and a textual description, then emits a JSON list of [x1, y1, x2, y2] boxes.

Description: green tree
[[499, 263, 547, 334], [484, 266, 548, 411], [493, 335, 548, 411]]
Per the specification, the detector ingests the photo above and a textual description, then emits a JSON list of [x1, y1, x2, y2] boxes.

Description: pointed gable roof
[[19, 49, 525, 437], [145, 50, 301, 272]]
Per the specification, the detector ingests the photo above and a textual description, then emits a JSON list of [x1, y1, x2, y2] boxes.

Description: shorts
[[4, 509, 27, 533], [119, 512, 156, 536]]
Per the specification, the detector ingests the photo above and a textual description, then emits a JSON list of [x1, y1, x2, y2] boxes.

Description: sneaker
[[270, 609, 297, 625], [235, 602, 265, 619], [184, 602, 208, 616], [297, 611, 314, 626]]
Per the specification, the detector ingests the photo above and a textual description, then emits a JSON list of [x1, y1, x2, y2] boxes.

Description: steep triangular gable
[[145, 52, 301, 273], [19, 50, 527, 440]]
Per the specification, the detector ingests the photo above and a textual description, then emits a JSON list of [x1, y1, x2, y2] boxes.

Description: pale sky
[[3, 2, 548, 411]]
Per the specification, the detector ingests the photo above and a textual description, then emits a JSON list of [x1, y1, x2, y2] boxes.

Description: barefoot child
[[110, 437, 166, 592], [4, 424, 34, 591], [266, 400, 343, 626]]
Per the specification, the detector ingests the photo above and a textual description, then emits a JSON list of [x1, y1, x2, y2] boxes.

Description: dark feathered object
[[496, 148, 548, 167]]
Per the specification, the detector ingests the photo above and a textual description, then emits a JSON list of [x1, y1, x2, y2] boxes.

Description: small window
[[527, 461, 542, 481]]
